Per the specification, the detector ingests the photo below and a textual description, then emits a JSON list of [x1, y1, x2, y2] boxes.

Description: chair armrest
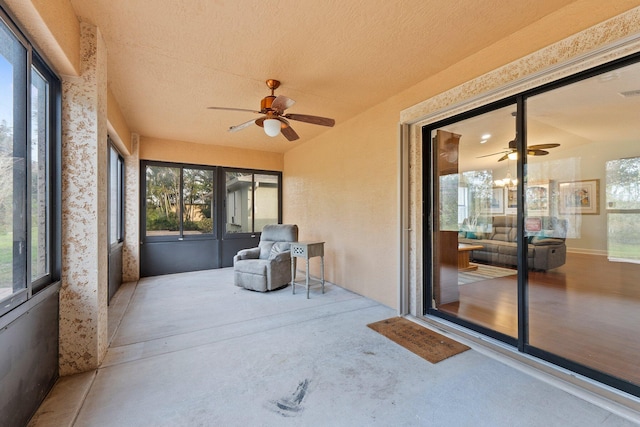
[[270, 250, 291, 263], [235, 247, 260, 261], [531, 237, 565, 246]]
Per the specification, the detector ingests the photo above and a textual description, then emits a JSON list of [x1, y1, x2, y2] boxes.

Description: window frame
[[422, 51, 640, 398], [108, 139, 125, 247], [0, 7, 61, 313], [141, 160, 217, 242], [221, 167, 283, 239]]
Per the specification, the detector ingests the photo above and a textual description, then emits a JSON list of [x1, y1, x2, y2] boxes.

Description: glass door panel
[[526, 60, 640, 387], [225, 171, 252, 234], [431, 104, 518, 338], [253, 173, 279, 232]]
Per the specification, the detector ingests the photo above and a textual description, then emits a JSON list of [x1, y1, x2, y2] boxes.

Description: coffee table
[[458, 243, 483, 271]]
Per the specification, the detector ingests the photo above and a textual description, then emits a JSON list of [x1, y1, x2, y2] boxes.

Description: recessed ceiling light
[[481, 134, 491, 139]]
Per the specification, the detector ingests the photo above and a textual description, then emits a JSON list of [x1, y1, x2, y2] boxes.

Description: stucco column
[[123, 133, 140, 282], [59, 22, 108, 375]]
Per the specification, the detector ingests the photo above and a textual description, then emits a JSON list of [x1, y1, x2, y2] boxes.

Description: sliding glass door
[[525, 60, 640, 392], [140, 163, 282, 276], [424, 55, 640, 396], [428, 104, 519, 342]]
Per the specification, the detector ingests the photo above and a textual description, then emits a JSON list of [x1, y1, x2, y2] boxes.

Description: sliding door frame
[[421, 51, 640, 397]]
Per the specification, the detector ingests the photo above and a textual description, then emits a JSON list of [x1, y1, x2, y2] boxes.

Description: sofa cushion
[[492, 227, 511, 241]]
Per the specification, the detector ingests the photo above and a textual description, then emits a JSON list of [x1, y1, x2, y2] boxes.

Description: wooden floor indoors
[[439, 252, 640, 386]]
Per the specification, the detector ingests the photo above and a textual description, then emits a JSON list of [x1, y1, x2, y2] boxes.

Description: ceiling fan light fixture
[[263, 119, 281, 137], [507, 151, 518, 160]]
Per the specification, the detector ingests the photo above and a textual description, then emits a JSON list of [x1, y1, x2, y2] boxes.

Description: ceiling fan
[[478, 138, 560, 161], [207, 79, 335, 141]]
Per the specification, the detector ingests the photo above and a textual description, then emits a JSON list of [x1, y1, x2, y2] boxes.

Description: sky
[[0, 57, 13, 126]]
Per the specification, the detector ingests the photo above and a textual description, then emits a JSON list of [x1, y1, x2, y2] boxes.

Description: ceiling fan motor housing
[[261, 95, 276, 112]]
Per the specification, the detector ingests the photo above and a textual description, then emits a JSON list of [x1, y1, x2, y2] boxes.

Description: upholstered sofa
[[233, 224, 298, 292], [458, 216, 567, 271]]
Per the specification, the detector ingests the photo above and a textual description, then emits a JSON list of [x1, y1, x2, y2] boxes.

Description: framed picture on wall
[[482, 187, 504, 214], [558, 179, 600, 215], [505, 187, 517, 215], [526, 182, 549, 216]]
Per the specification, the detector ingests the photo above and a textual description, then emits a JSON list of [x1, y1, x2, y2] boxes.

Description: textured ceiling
[[68, 0, 584, 153]]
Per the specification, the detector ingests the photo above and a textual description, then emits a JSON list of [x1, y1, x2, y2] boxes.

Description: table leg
[[306, 258, 310, 299], [291, 256, 295, 294], [321, 255, 325, 294]]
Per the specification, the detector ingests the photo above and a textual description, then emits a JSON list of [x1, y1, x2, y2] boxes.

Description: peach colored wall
[[4, 0, 80, 76], [140, 136, 284, 171], [107, 88, 132, 154], [285, 103, 399, 307], [284, 2, 640, 309]]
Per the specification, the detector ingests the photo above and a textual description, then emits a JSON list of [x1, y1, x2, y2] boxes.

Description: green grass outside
[[607, 242, 640, 261], [0, 232, 12, 288]]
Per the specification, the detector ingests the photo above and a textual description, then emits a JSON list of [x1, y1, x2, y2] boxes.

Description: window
[[144, 162, 214, 238], [606, 157, 640, 263], [109, 142, 124, 245], [225, 171, 280, 235], [31, 68, 49, 281], [0, 10, 59, 315], [183, 167, 213, 235]]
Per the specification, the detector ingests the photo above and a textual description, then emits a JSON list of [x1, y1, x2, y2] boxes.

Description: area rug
[[367, 317, 470, 363], [458, 263, 516, 285]]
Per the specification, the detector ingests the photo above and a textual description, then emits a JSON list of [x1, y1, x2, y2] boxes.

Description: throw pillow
[[259, 242, 274, 259], [268, 242, 290, 259]]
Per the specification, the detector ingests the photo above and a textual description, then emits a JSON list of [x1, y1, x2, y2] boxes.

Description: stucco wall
[[284, 3, 640, 310], [284, 102, 400, 307]]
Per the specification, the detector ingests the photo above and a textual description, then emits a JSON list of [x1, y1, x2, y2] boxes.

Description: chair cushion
[[261, 224, 298, 242], [234, 259, 269, 275]]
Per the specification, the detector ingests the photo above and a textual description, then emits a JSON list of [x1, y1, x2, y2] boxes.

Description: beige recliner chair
[[233, 224, 298, 292]]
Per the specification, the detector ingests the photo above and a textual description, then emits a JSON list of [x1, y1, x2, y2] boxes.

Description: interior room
[[2, 0, 640, 425]]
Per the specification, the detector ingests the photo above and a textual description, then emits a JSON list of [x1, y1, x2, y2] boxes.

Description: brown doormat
[[367, 317, 470, 364]]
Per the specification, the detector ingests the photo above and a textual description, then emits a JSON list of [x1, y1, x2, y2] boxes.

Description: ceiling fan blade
[[497, 153, 510, 162], [208, 106, 261, 114], [528, 149, 550, 156], [281, 123, 300, 141], [271, 95, 295, 113], [229, 118, 260, 132], [529, 143, 560, 150], [477, 150, 510, 158], [284, 113, 335, 127]]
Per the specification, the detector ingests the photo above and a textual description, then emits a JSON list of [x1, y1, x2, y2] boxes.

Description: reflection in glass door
[[525, 60, 640, 390], [430, 104, 519, 340]]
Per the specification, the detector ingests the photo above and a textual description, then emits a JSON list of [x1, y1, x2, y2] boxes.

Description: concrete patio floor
[[28, 268, 640, 426]]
